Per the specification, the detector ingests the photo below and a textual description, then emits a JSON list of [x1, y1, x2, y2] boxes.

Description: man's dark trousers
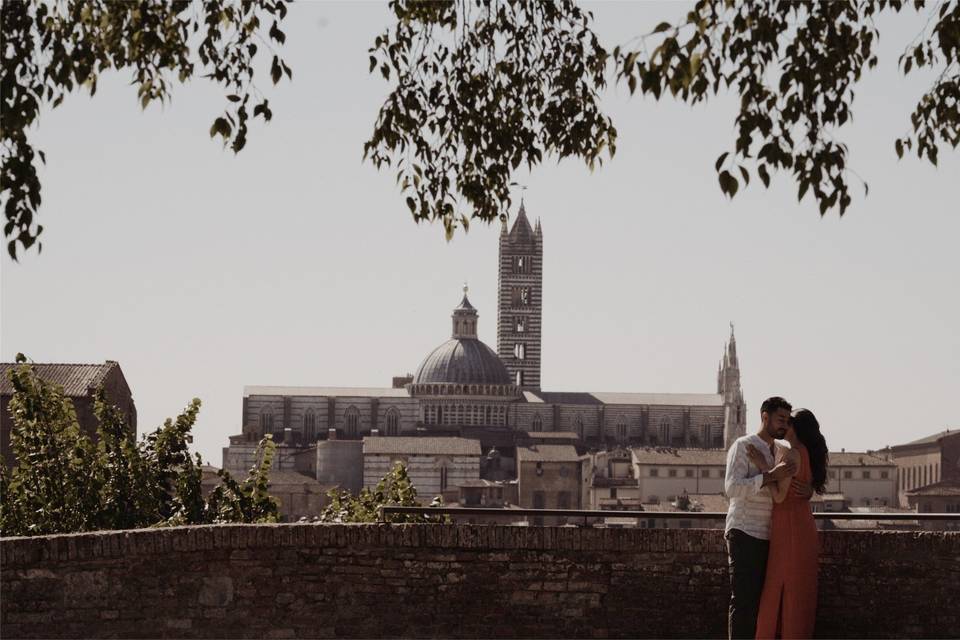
[[726, 528, 769, 640]]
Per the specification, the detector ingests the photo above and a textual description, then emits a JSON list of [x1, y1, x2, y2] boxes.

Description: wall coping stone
[[3, 523, 957, 566]]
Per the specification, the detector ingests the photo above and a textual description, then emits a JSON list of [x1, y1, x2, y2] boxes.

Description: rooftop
[[828, 451, 896, 467], [516, 444, 582, 463], [890, 428, 957, 450], [906, 479, 960, 497], [631, 447, 727, 466], [362, 436, 481, 457], [524, 391, 723, 406], [0, 361, 120, 397], [244, 386, 411, 398]]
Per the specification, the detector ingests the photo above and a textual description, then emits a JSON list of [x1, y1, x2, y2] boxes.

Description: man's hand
[[791, 479, 814, 500], [745, 444, 771, 472], [762, 459, 797, 487]]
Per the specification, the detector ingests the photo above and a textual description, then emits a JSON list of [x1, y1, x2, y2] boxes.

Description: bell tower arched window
[[532, 414, 543, 432]]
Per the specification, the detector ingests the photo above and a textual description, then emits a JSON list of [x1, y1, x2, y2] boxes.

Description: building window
[[260, 411, 274, 435], [516, 318, 525, 332], [701, 469, 710, 478], [533, 491, 546, 509], [516, 371, 524, 387], [616, 417, 627, 441], [532, 414, 543, 432], [574, 414, 584, 439], [385, 408, 400, 436], [829, 470, 837, 480], [843, 470, 852, 480], [345, 406, 360, 437], [557, 492, 571, 509], [880, 470, 888, 480], [440, 466, 448, 492], [863, 470, 871, 479], [658, 416, 671, 444], [668, 469, 678, 478], [610, 488, 618, 499], [650, 468, 659, 477], [514, 255, 531, 274], [685, 469, 694, 478], [303, 409, 316, 442], [514, 343, 526, 359], [512, 286, 531, 306]]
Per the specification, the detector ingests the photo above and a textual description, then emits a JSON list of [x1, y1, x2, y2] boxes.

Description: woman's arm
[[771, 446, 798, 503]]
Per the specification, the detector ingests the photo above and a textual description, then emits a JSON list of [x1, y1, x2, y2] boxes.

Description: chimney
[[328, 428, 337, 441]]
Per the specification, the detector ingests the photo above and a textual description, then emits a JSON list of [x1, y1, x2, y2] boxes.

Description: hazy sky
[[2, 2, 957, 465]]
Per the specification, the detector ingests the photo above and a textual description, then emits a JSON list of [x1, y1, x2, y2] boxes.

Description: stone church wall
[[2, 525, 957, 639], [364, 455, 480, 496]]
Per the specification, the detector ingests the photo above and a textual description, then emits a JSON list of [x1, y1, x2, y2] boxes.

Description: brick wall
[[2, 525, 957, 638]]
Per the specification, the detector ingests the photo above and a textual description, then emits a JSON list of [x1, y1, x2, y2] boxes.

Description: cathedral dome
[[413, 338, 511, 386]]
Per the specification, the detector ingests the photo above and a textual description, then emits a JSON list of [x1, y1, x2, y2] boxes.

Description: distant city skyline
[[2, 2, 957, 464]]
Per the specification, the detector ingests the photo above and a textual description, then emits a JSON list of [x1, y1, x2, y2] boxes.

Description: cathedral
[[228, 204, 746, 460]]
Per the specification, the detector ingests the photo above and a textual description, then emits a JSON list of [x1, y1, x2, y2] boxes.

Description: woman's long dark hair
[[792, 409, 828, 494]]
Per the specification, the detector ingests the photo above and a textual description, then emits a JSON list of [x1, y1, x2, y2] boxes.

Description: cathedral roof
[[413, 338, 512, 386], [522, 391, 723, 407]]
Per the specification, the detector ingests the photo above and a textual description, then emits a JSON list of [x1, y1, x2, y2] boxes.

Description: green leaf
[[653, 22, 672, 34], [718, 170, 738, 198], [758, 164, 770, 188], [895, 139, 903, 159], [715, 152, 729, 172]]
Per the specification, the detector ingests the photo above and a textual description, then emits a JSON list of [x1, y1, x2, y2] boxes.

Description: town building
[[632, 447, 727, 504], [587, 448, 642, 511], [905, 480, 960, 529], [823, 451, 898, 507], [361, 436, 481, 501], [629, 446, 897, 509], [515, 443, 585, 525], [881, 428, 960, 506], [1, 360, 137, 468]]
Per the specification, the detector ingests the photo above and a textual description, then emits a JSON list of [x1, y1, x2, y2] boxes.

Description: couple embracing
[[725, 396, 829, 640]]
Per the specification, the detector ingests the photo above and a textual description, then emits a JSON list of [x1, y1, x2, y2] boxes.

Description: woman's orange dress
[[755, 445, 819, 640]]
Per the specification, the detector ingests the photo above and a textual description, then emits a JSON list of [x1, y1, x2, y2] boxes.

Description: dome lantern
[[452, 282, 478, 339]]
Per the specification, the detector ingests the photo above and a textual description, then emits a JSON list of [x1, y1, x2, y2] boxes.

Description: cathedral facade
[[229, 204, 746, 460]]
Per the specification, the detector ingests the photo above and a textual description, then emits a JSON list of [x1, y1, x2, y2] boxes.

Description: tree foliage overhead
[[1, 0, 291, 260], [365, 0, 616, 239], [367, 0, 958, 234], [0, 355, 278, 537]]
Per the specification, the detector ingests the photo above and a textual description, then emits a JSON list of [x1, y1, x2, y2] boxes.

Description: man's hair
[[760, 396, 792, 415]]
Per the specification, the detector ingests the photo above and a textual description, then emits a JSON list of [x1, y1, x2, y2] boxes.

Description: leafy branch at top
[[1, 0, 292, 260]]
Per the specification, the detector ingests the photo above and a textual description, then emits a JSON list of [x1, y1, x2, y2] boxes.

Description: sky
[[2, 2, 957, 465]]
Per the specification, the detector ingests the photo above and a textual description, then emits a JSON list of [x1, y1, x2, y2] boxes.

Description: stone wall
[[2, 525, 957, 639]]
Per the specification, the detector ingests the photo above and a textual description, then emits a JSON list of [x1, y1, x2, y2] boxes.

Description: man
[[724, 396, 811, 640]]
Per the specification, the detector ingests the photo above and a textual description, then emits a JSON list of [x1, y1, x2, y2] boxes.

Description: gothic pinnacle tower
[[719, 323, 747, 448], [496, 201, 543, 391]]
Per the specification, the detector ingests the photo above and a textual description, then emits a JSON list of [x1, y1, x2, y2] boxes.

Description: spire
[[508, 200, 534, 242], [451, 284, 478, 339], [727, 322, 738, 366], [535, 217, 542, 235]]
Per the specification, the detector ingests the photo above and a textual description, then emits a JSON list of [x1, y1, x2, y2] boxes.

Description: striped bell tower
[[496, 201, 543, 391]]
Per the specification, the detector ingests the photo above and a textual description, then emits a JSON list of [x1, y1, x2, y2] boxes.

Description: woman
[[746, 409, 828, 639]]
